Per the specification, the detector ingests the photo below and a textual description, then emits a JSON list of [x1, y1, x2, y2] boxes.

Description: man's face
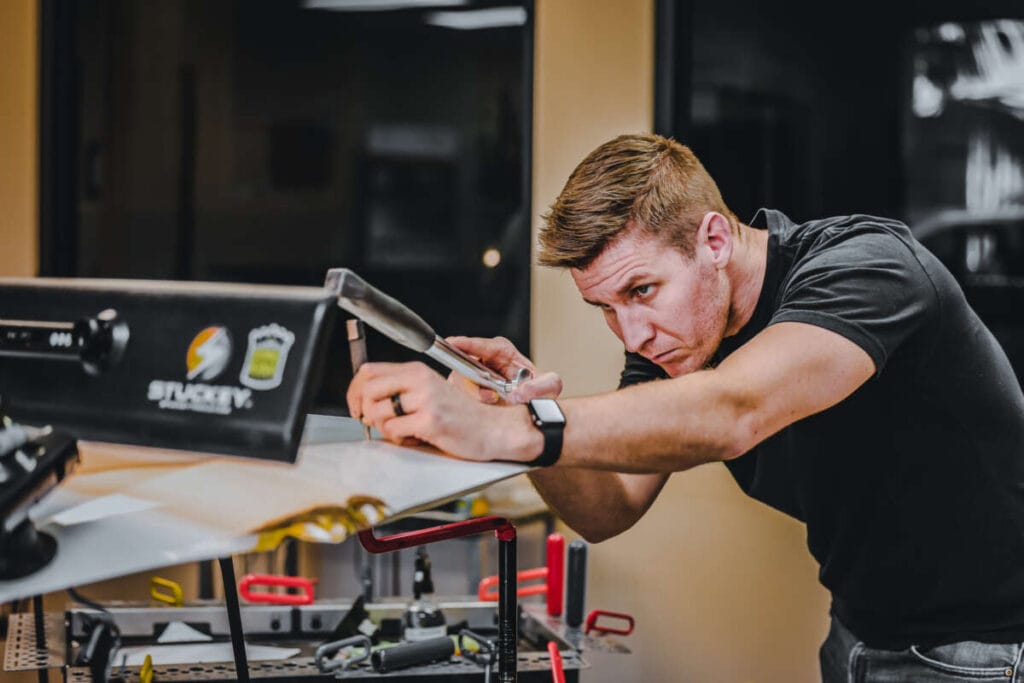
[[571, 220, 732, 378]]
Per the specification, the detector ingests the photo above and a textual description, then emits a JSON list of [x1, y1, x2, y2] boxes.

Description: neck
[[724, 223, 768, 337]]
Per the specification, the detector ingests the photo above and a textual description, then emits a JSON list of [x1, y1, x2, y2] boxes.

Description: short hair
[[538, 133, 738, 269]]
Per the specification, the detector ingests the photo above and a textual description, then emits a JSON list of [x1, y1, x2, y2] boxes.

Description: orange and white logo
[[186, 326, 232, 381]]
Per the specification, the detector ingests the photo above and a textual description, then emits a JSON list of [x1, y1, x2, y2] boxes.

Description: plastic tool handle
[[547, 641, 566, 683], [584, 609, 635, 635], [565, 540, 587, 628], [478, 567, 548, 601], [327, 268, 435, 352], [238, 574, 316, 605], [546, 533, 565, 617], [150, 576, 184, 607], [371, 636, 455, 673]]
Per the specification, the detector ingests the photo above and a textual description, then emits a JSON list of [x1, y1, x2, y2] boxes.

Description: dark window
[[43, 0, 534, 412]]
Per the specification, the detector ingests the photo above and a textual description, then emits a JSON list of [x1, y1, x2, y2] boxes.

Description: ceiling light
[[304, 0, 467, 12], [425, 6, 527, 30]]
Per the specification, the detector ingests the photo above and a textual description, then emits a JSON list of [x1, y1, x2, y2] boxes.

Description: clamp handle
[[584, 609, 635, 636], [238, 574, 316, 605], [478, 566, 548, 601], [150, 576, 184, 607]]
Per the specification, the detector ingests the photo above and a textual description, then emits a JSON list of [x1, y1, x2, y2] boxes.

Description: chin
[[659, 353, 713, 378]]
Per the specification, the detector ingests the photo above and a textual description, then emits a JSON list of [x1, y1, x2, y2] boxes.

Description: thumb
[[507, 372, 563, 403]]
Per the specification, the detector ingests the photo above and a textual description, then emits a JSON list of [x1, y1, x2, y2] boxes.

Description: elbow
[[718, 404, 768, 461], [565, 514, 643, 544], [578, 527, 617, 544]]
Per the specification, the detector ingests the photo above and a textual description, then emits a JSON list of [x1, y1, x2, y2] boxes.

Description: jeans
[[820, 615, 1024, 682]]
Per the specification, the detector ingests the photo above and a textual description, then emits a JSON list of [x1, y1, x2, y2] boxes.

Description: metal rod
[[496, 526, 517, 683], [33, 594, 46, 683], [218, 556, 250, 683]]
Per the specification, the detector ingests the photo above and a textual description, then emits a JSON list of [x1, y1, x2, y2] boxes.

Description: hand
[[346, 361, 540, 463], [445, 336, 563, 404]]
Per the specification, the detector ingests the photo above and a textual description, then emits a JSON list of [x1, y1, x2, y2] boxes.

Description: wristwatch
[[526, 399, 566, 467]]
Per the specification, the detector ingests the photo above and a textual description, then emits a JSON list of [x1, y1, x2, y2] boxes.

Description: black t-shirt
[[619, 209, 1024, 649]]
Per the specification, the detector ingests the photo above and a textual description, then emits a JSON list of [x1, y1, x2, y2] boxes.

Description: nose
[[617, 308, 656, 354]]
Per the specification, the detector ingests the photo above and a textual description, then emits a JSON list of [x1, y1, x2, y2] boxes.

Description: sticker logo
[[146, 325, 252, 416], [186, 326, 232, 381], [240, 324, 295, 391]]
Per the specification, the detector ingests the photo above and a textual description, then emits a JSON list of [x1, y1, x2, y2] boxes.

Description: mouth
[[650, 348, 681, 363]]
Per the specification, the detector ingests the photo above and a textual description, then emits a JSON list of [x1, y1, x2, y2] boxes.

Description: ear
[[700, 211, 733, 268]]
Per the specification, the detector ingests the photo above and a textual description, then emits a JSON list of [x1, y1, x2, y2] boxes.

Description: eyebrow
[[582, 273, 649, 307]]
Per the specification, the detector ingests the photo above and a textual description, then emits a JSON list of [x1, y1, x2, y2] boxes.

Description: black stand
[[218, 557, 250, 683], [0, 521, 57, 580], [358, 516, 518, 683]]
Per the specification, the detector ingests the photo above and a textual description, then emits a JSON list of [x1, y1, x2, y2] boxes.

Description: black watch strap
[[526, 399, 565, 468]]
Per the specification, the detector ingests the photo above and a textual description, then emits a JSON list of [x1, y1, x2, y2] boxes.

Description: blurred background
[[1, 0, 1023, 680]]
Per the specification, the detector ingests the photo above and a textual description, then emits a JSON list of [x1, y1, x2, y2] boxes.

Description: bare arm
[[443, 336, 668, 541], [528, 469, 670, 542], [347, 323, 874, 534]]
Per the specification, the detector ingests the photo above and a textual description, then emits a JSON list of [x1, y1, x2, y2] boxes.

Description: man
[[348, 133, 1024, 681]]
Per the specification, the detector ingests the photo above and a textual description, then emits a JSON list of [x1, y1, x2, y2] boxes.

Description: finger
[[378, 412, 434, 448], [445, 336, 532, 372], [356, 366, 436, 424], [362, 391, 408, 429], [346, 365, 371, 418], [507, 371, 564, 403], [446, 370, 501, 404]]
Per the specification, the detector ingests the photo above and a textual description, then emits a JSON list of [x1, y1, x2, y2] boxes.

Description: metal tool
[[325, 268, 532, 397], [314, 634, 372, 673], [459, 628, 496, 683]]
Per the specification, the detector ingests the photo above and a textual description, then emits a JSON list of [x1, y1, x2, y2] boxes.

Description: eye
[[631, 284, 653, 299]]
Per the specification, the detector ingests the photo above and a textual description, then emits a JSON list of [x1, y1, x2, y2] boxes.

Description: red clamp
[[584, 609, 635, 636], [478, 567, 548, 601], [357, 515, 515, 553], [238, 574, 317, 606]]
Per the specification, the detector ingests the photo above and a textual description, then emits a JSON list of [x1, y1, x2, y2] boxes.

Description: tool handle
[[371, 636, 455, 673], [548, 641, 566, 683], [327, 268, 435, 352], [358, 515, 513, 553], [546, 533, 565, 617], [478, 566, 548, 601], [565, 540, 587, 628], [346, 319, 368, 370], [584, 609, 635, 635], [238, 574, 316, 605], [150, 576, 184, 607]]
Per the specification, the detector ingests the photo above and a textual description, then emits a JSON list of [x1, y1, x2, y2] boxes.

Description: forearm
[[528, 468, 669, 543], [555, 369, 755, 472]]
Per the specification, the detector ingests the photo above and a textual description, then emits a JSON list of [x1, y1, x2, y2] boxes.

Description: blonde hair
[[539, 133, 737, 269]]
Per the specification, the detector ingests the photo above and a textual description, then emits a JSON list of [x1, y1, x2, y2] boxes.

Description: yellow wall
[[0, 0, 39, 277], [531, 1, 830, 680], [0, 2, 831, 679]]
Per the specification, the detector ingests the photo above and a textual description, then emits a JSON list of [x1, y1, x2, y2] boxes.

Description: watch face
[[531, 399, 565, 424]]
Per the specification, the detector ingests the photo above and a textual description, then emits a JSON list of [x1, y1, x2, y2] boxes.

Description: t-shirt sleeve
[[770, 230, 938, 375], [618, 350, 668, 389]]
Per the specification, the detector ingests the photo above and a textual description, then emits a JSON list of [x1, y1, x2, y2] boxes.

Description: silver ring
[[390, 393, 406, 417]]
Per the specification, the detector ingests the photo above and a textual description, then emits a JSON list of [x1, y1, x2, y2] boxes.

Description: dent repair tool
[[326, 268, 532, 397]]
